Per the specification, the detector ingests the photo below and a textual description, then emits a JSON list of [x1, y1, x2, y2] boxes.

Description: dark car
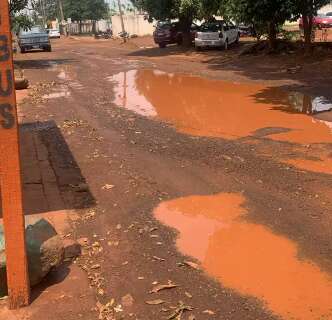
[[18, 26, 51, 53], [153, 21, 198, 48], [238, 24, 256, 37]]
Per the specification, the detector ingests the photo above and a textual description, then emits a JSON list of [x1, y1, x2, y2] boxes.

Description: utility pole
[[58, 0, 67, 36], [117, 0, 126, 42]]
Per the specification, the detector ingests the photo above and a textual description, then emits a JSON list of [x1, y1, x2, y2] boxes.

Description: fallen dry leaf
[[150, 281, 178, 293], [102, 184, 115, 190], [188, 315, 195, 320], [184, 261, 200, 270], [145, 299, 165, 305], [152, 256, 165, 261], [185, 292, 193, 298], [203, 310, 215, 315], [168, 302, 193, 320]]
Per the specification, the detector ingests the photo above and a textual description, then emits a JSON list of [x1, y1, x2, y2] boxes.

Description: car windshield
[[157, 22, 177, 30], [200, 22, 223, 32], [20, 26, 45, 35]]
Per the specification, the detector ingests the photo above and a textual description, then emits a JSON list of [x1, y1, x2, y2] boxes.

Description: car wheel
[[196, 46, 202, 51], [45, 46, 52, 52], [159, 43, 166, 48], [20, 47, 26, 54]]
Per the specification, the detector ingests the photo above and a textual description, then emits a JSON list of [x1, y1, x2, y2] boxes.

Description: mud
[[109, 69, 332, 144], [154, 193, 332, 320]]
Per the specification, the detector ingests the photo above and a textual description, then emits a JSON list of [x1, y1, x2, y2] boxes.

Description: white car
[[48, 29, 61, 39], [195, 21, 240, 50]]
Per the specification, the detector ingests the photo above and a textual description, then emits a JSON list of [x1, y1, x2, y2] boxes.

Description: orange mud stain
[[154, 193, 332, 319], [110, 69, 332, 144], [285, 155, 332, 175]]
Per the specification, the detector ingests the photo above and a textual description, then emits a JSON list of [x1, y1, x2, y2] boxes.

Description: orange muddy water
[[154, 193, 332, 320], [109, 69, 332, 144]]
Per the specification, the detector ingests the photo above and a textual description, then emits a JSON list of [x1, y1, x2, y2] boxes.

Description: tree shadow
[[0, 120, 94, 298], [15, 59, 77, 70], [127, 40, 249, 58], [252, 84, 332, 117], [204, 41, 332, 87]]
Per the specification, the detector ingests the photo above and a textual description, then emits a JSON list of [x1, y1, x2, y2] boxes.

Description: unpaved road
[[10, 37, 332, 320]]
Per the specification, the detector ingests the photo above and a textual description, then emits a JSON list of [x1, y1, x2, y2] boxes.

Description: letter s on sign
[[0, 103, 15, 129], [0, 35, 9, 62]]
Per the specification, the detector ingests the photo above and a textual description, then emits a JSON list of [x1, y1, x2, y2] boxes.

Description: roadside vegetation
[[132, 0, 331, 53]]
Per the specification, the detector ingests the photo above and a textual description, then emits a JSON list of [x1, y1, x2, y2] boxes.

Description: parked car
[[48, 29, 61, 39], [153, 21, 198, 48], [195, 21, 240, 50], [238, 24, 256, 37], [18, 26, 51, 53], [299, 14, 332, 29]]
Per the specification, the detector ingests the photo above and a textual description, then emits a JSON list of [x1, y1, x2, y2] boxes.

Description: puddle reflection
[[109, 69, 332, 144], [154, 193, 332, 319]]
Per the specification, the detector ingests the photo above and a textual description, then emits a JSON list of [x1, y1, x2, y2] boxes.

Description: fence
[[111, 14, 154, 37]]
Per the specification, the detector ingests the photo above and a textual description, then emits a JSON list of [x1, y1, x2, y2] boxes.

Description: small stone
[[121, 294, 134, 307], [63, 239, 81, 259], [77, 237, 89, 246]]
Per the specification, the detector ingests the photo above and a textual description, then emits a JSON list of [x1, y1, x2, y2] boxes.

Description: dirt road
[[7, 37, 332, 320]]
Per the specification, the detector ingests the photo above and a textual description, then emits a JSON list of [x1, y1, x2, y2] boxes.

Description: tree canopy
[[63, 0, 109, 22], [133, 0, 331, 51]]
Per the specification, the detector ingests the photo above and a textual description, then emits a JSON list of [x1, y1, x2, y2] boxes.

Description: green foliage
[[9, 0, 32, 32], [132, 0, 201, 21], [32, 0, 59, 22], [9, 0, 29, 14], [11, 14, 33, 33], [63, 0, 109, 22]]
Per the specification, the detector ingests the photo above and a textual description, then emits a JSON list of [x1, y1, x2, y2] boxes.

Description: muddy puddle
[[109, 69, 332, 174], [109, 69, 332, 144], [154, 193, 332, 319]]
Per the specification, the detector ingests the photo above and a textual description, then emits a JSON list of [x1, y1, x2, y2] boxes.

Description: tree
[[86, 0, 109, 33], [132, 0, 202, 46], [291, 0, 330, 54], [222, 0, 294, 51], [31, 0, 59, 27], [63, 0, 108, 34], [9, 0, 33, 33]]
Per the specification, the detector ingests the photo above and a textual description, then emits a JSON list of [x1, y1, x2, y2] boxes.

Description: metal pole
[[0, 0, 30, 309], [117, 0, 126, 42]]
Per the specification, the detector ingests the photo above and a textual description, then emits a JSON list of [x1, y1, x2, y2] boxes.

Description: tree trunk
[[92, 20, 97, 35], [302, 14, 313, 55], [179, 17, 192, 47], [267, 21, 277, 52], [79, 20, 82, 34]]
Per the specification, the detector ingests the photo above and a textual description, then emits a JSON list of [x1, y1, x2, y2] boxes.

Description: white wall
[[111, 14, 154, 36], [319, 3, 332, 14]]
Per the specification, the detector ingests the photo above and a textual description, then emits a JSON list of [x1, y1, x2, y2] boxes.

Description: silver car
[[195, 21, 240, 50]]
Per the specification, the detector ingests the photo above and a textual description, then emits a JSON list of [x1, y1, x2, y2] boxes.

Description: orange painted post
[[0, 1, 30, 309]]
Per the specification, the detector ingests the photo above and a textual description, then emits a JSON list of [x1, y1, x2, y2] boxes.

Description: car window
[[326, 12, 332, 16], [20, 26, 45, 35], [200, 22, 223, 32]]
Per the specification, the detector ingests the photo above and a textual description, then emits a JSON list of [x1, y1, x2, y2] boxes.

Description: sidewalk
[[0, 92, 96, 320]]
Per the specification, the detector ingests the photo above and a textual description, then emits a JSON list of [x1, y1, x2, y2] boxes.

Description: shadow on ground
[[17, 120, 95, 216], [15, 59, 76, 70]]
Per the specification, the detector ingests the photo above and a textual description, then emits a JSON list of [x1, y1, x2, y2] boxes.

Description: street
[[6, 37, 332, 320]]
